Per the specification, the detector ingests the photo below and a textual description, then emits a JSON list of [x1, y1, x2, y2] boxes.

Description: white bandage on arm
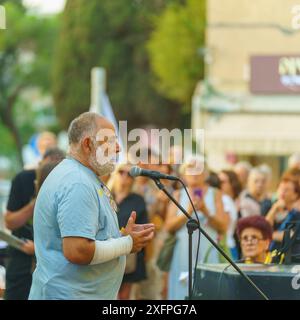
[[89, 235, 133, 265]]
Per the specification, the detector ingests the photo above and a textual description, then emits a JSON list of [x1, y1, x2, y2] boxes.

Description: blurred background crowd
[[1, 132, 300, 300], [1, 0, 300, 300]]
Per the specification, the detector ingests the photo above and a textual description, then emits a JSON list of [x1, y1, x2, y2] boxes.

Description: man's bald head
[[67, 112, 120, 176], [68, 112, 114, 146]]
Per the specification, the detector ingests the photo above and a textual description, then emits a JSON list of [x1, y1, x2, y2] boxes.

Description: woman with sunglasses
[[165, 156, 229, 300], [108, 164, 148, 299]]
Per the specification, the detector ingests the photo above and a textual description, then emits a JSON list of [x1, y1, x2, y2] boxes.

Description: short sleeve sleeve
[[56, 183, 99, 240], [7, 174, 23, 211]]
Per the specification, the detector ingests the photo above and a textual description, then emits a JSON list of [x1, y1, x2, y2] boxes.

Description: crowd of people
[[1, 123, 300, 300]]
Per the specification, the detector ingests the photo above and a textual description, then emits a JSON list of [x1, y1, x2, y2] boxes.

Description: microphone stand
[[152, 178, 269, 300]]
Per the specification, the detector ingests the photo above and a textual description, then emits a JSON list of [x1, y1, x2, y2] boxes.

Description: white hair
[[68, 112, 99, 145], [288, 153, 300, 169], [248, 166, 266, 182], [234, 161, 252, 172], [258, 164, 272, 180]]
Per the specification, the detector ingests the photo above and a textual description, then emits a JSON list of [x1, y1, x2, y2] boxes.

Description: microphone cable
[[177, 178, 201, 298]]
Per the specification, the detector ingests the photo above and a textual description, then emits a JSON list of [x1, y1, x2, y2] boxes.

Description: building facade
[[193, 0, 300, 187]]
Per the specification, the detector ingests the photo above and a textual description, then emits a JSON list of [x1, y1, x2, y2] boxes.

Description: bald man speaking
[[29, 112, 154, 300]]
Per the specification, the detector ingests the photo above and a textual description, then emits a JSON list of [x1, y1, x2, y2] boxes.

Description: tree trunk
[[0, 103, 24, 167]]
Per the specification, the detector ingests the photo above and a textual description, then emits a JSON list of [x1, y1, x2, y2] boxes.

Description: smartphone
[[193, 188, 202, 198]]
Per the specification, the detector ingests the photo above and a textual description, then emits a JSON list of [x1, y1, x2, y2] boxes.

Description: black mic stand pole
[[152, 178, 269, 300]]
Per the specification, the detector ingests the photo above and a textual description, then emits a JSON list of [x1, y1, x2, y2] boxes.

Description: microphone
[[129, 166, 178, 181]]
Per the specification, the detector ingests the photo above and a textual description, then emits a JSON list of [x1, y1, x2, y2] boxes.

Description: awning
[[204, 113, 300, 155], [192, 83, 300, 155]]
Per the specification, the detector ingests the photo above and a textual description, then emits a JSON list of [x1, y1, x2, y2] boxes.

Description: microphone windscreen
[[129, 166, 141, 178]]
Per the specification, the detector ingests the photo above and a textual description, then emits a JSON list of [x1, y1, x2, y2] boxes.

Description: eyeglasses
[[100, 182, 119, 213], [118, 170, 131, 177], [219, 179, 229, 185], [240, 235, 264, 245]]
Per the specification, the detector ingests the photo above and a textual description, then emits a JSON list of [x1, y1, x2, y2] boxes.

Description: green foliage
[[0, 1, 59, 164], [0, 2, 59, 92], [147, 0, 206, 104], [0, 123, 15, 154], [52, 0, 182, 130], [0, 0, 23, 9]]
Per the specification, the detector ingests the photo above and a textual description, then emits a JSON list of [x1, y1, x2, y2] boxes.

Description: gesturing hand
[[123, 211, 155, 253]]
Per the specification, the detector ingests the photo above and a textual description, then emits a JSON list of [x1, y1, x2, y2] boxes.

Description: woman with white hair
[[234, 161, 252, 189], [239, 167, 272, 218], [165, 156, 229, 300]]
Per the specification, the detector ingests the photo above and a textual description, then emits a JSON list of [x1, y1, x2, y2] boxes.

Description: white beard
[[88, 154, 116, 177]]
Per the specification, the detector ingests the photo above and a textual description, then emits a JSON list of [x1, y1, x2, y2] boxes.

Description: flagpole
[[89, 67, 125, 163], [90, 67, 106, 114]]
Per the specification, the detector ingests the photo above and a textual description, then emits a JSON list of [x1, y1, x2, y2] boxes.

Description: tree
[[0, 1, 59, 165], [0, 0, 22, 8], [147, 0, 206, 105], [52, 0, 182, 131]]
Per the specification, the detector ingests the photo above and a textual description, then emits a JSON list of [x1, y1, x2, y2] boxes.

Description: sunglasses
[[118, 170, 131, 177]]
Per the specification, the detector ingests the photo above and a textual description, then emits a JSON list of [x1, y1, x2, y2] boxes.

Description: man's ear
[[81, 137, 93, 154]]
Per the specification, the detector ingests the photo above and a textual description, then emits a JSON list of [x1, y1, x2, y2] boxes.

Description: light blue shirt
[[29, 158, 125, 300]]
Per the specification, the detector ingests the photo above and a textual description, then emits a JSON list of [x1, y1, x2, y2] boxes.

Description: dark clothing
[[273, 212, 289, 232], [270, 209, 300, 252], [117, 193, 148, 283], [260, 198, 273, 216], [5, 170, 36, 300]]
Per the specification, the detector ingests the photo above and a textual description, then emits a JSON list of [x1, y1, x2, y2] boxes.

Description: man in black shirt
[[4, 148, 65, 300]]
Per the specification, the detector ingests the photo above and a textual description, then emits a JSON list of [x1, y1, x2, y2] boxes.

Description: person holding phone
[[165, 156, 229, 300]]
